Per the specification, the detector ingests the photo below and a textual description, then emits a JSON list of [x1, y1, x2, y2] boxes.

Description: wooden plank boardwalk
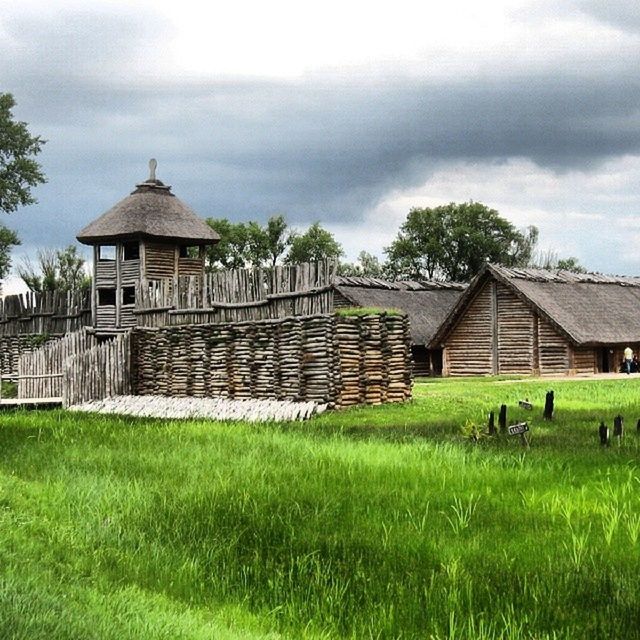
[[0, 397, 63, 408]]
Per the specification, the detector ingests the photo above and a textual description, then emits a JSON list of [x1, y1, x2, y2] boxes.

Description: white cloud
[[330, 156, 640, 273]]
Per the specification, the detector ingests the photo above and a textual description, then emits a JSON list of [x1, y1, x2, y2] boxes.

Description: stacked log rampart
[[131, 313, 412, 408]]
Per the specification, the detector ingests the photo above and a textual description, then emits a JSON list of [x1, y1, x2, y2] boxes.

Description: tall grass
[[1, 377, 640, 638]]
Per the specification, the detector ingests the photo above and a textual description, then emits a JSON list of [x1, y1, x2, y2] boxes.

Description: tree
[[556, 257, 586, 273], [0, 225, 20, 281], [338, 251, 384, 277], [263, 215, 291, 267], [0, 93, 45, 290], [0, 93, 46, 214], [285, 222, 344, 264], [17, 245, 89, 293], [385, 202, 538, 282], [244, 215, 292, 268], [205, 218, 250, 270], [529, 249, 587, 273]]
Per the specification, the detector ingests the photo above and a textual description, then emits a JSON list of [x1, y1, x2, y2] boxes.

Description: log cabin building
[[76, 160, 219, 331], [333, 276, 465, 375], [430, 264, 640, 376]]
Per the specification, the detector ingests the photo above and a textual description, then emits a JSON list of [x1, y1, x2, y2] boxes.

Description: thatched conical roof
[[77, 161, 219, 246]]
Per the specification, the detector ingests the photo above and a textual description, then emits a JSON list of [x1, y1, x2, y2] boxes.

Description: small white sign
[[508, 422, 529, 436]]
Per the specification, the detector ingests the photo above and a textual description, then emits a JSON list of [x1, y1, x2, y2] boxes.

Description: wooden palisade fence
[[63, 332, 130, 407], [15, 328, 130, 407], [0, 289, 90, 336], [18, 329, 97, 399], [135, 260, 336, 327]]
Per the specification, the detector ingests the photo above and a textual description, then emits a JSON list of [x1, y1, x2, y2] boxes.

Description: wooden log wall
[[95, 260, 116, 288], [572, 347, 596, 375], [496, 283, 535, 375], [444, 281, 494, 376], [63, 332, 130, 407], [131, 312, 412, 408], [444, 278, 578, 377], [17, 328, 97, 399], [177, 257, 203, 277], [537, 317, 570, 375], [145, 242, 176, 279], [120, 258, 141, 285], [0, 289, 90, 337]]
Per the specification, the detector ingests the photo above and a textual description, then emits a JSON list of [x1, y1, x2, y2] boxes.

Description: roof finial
[[148, 158, 157, 182]]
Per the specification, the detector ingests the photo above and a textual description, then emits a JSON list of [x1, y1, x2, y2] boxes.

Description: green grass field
[[1, 377, 640, 639]]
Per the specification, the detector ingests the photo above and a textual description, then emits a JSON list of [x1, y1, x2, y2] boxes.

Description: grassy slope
[[1, 378, 640, 639]]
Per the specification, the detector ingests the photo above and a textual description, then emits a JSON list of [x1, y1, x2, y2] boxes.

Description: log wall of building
[[496, 284, 535, 375], [537, 317, 570, 375], [444, 282, 494, 375], [131, 313, 412, 408], [144, 242, 176, 279], [573, 347, 596, 375], [442, 277, 586, 377]]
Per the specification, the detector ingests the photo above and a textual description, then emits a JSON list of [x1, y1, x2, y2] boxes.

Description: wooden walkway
[[0, 397, 63, 408]]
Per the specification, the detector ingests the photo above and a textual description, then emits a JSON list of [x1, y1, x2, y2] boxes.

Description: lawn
[[1, 377, 640, 639]]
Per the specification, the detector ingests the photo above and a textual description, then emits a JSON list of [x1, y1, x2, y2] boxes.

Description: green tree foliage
[[530, 250, 587, 273], [205, 218, 250, 270], [385, 202, 538, 282], [0, 93, 46, 214], [245, 215, 292, 267], [0, 93, 45, 287], [556, 257, 586, 273], [0, 225, 20, 281], [17, 245, 89, 293], [338, 251, 383, 277], [285, 222, 344, 265]]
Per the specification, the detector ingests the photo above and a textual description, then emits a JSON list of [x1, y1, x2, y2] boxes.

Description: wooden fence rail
[[63, 332, 130, 407]]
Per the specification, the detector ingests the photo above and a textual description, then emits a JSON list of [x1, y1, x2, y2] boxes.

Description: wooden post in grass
[[488, 411, 496, 435], [614, 415, 624, 444], [499, 404, 507, 434], [599, 421, 609, 446], [543, 391, 554, 420]]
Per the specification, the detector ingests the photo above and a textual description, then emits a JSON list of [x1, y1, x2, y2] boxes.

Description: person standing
[[624, 346, 633, 374]]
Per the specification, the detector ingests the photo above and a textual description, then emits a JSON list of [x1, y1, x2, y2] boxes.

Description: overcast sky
[[2, 0, 640, 292]]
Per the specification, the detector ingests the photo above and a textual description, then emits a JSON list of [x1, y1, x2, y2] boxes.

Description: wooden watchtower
[[76, 160, 219, 330]]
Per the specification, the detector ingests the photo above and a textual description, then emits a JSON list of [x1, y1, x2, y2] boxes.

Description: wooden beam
[[115, 242, 122, 328]]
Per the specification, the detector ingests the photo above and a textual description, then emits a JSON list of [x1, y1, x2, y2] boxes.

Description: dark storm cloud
[[576, 0, 640, 32], [2, 6, 640, 251]]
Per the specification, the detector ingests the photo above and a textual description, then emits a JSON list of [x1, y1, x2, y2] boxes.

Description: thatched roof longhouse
[[431, 264, 640, 348]]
